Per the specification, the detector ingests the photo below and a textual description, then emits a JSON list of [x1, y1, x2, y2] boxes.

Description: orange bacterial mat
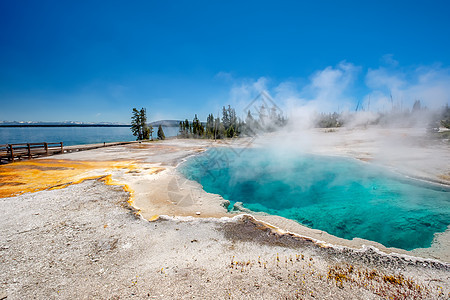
[[0, 159, 140, 199]]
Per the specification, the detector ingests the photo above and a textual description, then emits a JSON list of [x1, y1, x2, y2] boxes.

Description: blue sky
[[1, 0, 449, 123]]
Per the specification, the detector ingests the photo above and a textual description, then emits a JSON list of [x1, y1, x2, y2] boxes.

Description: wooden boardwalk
[[0, 141, 138, 164], [63, 141, 138, 153]]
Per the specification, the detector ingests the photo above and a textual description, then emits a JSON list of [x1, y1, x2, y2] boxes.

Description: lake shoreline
[[0, 125, 180, 146]]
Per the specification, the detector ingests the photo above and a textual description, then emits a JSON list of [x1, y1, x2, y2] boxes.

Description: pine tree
[[259, 104, 267, 127], [206, 113, 215, 138], [198, 123, 204, 136], [192, 114, 199, 136], [140, 108, 151, 140], [184, 119, 190, 137], [226, 105, 237, 137], [148, 124, 153, 140], [131, 107, 150, 140], [222, 106, 230, 130], [215, 117, 224, 139], [131, 108, 142, 140], [226, 126, 235, 138], [157, 125, 165, 140]]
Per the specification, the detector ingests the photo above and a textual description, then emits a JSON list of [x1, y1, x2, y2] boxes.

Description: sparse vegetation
[[327, 264, 440, 299], [227, 253, 447, 299]]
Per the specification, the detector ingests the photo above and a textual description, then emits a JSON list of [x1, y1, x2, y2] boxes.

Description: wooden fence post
[[27, 143, 31, 159], [9, 144, 14, 162], [44, 142, 49, 155], [60, 142, 64, 153]]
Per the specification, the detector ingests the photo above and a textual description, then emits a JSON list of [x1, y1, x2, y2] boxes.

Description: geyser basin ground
[[180, 148, 450, 251], [1, 134, 450, 298]]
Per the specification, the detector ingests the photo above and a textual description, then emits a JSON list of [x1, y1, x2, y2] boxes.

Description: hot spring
[[180, 148, 450, 251]]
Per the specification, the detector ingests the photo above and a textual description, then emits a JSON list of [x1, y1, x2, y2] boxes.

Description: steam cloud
[[213, 58, 450, 184], [221, 57, 450, 130]]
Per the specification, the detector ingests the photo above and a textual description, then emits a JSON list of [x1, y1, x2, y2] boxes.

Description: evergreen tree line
[[178, 104, 287, 139]]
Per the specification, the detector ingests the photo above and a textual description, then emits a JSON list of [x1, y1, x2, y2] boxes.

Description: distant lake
[[0, 126, 179, 146]]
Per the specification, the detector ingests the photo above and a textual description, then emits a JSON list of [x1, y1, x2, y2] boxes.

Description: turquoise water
[[180, 148, 450, 250], [0, 126, 179, 146]]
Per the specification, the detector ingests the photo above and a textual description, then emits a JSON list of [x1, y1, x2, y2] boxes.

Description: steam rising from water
[[223, 58, 450, 130], [218, 58, 450, 179]]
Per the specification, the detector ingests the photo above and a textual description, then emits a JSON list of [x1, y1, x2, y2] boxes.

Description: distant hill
[[149, 120, 182, 127]]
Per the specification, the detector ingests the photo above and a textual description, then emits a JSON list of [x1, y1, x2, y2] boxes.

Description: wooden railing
[[0, 144, 8, 163], [0, 142, 63, 163]]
